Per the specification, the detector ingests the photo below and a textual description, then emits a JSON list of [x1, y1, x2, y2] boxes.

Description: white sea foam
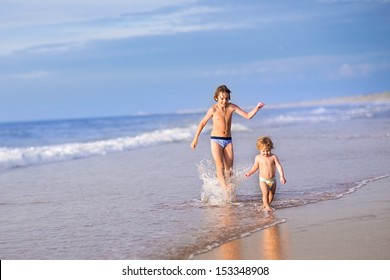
[[344, 174, 390, 195], [0, 117, 252, 171], [0, 126, 195, 170], [267, 103, 390, 125]]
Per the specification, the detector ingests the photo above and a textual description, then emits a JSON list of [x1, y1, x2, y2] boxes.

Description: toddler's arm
[[245, 158, 259, 178], [274, 155, 286, 184]]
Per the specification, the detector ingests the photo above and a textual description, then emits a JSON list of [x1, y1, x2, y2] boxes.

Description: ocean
[[0, 102, 389, 259]]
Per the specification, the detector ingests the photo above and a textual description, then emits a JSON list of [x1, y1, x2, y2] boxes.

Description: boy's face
[[217, 92, 230, 106]]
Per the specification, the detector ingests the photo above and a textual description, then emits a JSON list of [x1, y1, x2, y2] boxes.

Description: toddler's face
[[260, 149, 271, 157]]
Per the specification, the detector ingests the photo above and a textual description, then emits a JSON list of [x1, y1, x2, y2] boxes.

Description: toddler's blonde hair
[[256, 136, 274, 151]]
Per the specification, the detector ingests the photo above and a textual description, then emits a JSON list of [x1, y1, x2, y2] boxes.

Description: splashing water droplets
[[197, 159, 250, 205]]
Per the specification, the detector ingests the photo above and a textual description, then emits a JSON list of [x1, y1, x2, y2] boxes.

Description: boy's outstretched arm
[[191, 108, 213, 150], [233, 102, 265, 120]]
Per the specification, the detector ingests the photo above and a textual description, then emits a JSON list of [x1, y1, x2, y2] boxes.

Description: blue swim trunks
[[210, 136, 232, 149]]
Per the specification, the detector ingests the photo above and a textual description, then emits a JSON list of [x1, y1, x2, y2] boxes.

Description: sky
[[1, 0, 389, 122]]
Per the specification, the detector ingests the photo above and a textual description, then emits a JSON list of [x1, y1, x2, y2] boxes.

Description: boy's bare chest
[[213, 108, 233, 122]]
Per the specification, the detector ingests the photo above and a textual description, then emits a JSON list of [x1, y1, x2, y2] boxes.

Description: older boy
[[191, 85, 264, 195]]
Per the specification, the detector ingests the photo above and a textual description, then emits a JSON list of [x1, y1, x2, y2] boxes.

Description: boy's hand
[[245, 173, 250, 178], [190, 139, 197, 150], [280, 177, 286, 184], [257, 102, 265, 110]]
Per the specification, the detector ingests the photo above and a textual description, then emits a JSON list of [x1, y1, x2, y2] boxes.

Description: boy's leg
[[259, 182, 271, 210], [223, 143, 234, 182], [211, 142, 229, 190]]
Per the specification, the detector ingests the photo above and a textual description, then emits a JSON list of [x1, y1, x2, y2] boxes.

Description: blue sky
[[1, 0, 389, 122]]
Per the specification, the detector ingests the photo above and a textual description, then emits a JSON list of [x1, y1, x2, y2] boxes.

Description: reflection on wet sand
[[260, 223, 290, 259], [218, 206, 242, 260], [208, 213, 290, 260]]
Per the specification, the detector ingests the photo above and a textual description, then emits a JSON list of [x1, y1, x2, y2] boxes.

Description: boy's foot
[[225, 187, 236, 202], [262, 206, 274, 212]]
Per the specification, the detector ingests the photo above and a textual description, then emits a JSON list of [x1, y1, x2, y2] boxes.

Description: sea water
[[0, 102, 389, 259]]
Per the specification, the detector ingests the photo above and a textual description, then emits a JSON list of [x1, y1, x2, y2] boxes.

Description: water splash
[[197, 159, 250, 205]]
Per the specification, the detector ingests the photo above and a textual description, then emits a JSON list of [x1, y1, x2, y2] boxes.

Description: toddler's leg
[[268, 183, 277, 205], [260, 182, 272, 211]]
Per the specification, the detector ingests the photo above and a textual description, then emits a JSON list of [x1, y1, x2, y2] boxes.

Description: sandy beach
[[193, 175, 390, 260]]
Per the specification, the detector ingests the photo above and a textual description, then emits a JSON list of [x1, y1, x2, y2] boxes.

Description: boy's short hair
[[256, 136, 274, 151], [214, 85, 231, 102]]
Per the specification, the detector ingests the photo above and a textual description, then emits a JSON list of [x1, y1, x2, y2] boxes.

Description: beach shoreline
[[193, 175, 390, 260]]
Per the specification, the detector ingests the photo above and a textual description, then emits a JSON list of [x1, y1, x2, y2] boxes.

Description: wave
[[0, 126, 196, 171], [0, 122, 252, 171], [265, 103, 390, 125]]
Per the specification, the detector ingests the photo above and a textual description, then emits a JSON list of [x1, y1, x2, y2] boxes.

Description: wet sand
[[193, 175, 390, 260]]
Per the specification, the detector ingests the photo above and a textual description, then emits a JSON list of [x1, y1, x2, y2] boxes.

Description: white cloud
[[0, 71, 52, 80], [0, 0, 199, 27], [14, 71, 52, 79], [2, 1, 329, 56], [335, 62, 390, 78], [317, 0, 390, 3], [338, 63, 370, 77], [204, 53, 390, 83], [0, 1, 250, 56]]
